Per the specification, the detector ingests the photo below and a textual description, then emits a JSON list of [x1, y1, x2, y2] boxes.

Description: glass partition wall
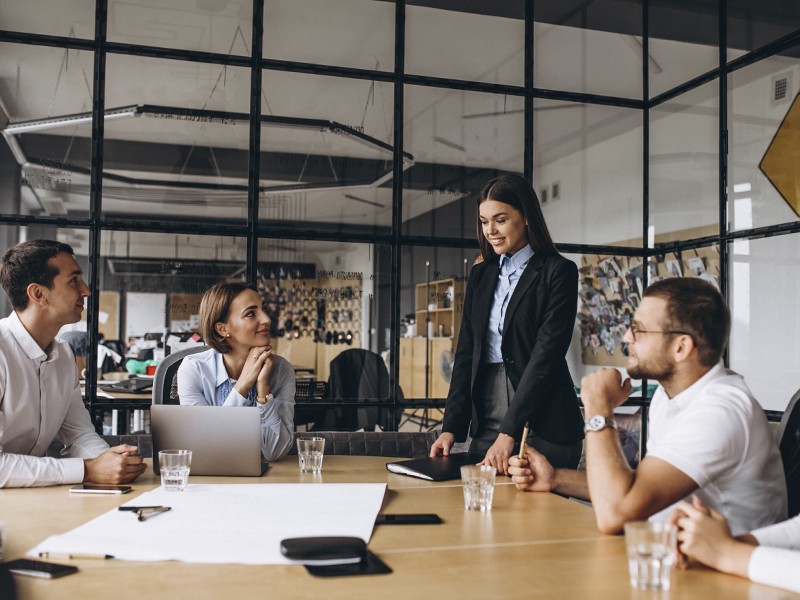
[[1, 1, 799, 434]]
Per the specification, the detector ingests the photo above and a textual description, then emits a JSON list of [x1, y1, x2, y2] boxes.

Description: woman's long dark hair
[[476, 173, 558, 261]]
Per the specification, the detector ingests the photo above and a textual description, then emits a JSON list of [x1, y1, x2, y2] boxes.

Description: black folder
[[385, 453, 482, 481]]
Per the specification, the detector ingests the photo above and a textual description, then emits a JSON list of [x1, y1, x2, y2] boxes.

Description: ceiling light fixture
[[2, 105, 140, 135]]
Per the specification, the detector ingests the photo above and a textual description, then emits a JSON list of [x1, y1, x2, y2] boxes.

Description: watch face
[[587, 415, 606, 431]]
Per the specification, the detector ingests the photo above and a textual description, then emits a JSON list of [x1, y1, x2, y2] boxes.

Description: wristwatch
[[584, 415, 618, 433], [256, 393, 274, 405]]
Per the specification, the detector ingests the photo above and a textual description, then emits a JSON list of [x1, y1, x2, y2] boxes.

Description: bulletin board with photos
[[578, 246, 720, 367]]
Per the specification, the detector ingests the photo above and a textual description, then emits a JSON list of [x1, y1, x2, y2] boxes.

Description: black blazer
[[442, 252, 583, 444]]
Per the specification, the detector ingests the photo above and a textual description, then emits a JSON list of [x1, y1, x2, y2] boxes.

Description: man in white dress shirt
[[0, 239, 146, 487]]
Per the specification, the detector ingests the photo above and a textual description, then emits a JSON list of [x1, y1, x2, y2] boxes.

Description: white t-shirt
[[646, 363, 787, 535], [0, 312, 109, 487]]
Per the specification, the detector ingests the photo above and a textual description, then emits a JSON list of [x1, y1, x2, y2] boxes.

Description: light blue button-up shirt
[[176, 349, 296, 461], [484, 245, 534, 363]]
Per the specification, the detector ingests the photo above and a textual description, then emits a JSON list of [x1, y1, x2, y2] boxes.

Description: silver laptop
[[151, 405, 268, 476]]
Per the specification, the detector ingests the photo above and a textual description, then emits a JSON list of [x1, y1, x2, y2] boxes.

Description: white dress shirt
[[747, 513, 800, 592], [0, 312, 109, 487]]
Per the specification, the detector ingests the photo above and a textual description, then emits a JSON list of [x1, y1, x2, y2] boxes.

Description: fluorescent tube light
[[3, 105, 139, 135]]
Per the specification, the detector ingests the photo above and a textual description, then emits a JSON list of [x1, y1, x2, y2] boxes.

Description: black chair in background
[[778, 387, 800, 517], [292, 430, 438, 458], [152, 346, 209, 405], [321, 349, 402, 431], [293, 378, 328, 430]]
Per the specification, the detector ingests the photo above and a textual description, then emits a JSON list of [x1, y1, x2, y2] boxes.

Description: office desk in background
[[3, 457, 793, 599], [81, 384, 151, 435]]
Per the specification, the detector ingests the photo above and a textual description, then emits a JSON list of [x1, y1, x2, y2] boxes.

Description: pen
[[39, 552, 114, 560], [519, 422, 530, 459], [136, 506, 171, 521], [118, 505, 165, 511]]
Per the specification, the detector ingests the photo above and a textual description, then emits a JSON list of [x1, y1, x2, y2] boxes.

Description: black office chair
[[293, 378, 328, 430], [292, 430, 439, 458], [321, 349, 402, 431], [152, 346, 209, 405], [0, 563, 16, 600], [778, 387, 800, 517]]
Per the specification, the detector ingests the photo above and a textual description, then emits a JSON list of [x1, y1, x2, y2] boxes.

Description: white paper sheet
[[29, 483, 386, 565]]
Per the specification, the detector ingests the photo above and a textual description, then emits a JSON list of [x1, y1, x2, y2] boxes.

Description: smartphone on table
[[375, 513, 443, 525], [4, 559, 78, 579], [69, 484, 132, 495]]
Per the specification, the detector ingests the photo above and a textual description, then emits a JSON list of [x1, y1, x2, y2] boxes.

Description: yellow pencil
[[519, 422, 530, 459]]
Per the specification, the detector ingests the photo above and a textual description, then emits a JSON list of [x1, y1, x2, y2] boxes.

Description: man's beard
[[627, 354, 675, 382]]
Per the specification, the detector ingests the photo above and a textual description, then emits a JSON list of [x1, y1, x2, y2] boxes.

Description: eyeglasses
[[629, 326, 691, 343]]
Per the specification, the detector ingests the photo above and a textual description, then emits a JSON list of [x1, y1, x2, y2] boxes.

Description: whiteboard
[[125, 292, 166, 339]]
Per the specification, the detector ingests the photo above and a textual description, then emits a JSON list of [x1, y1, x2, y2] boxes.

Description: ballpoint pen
[[122, 506, 172, 521], [38, 552, 114, 560], [519, 422, 530, 459]]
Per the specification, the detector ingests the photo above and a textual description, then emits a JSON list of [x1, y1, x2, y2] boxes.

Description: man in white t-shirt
[[509, 277, 787, 535], [0, 239, 147, 487]]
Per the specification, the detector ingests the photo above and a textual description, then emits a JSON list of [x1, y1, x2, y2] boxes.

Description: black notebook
[[386, 453, 482, 481]]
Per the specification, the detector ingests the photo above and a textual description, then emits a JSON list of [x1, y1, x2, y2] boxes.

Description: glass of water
[[460, 465, 496, 511], [159, 449, 192, 492], [297, 437, 325, 473], [624, 521, 677, 590]]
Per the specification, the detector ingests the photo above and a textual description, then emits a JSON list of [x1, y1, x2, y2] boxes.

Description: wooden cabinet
[[399, 278, 464, 399]]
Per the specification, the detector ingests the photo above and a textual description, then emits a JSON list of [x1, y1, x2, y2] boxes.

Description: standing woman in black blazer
[[430, 174, 583, 475]]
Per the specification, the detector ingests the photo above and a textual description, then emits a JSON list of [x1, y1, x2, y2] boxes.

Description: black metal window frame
[[0, 0, 798, 425]]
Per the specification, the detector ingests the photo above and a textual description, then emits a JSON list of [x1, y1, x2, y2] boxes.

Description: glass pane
[[264, 0, 394, 71], [728, 1, 800, 61], [728, 235, 800, 412], [102, 54, 251, 222], [258, 239, 396, 429], [258, 70, 395, 235], [575, 253, 640, 379], [0, 225, 90, 318], [108, 0, 253, 56], [534, 0, 642, 99], [406, 2, 524, 86], [534, 99, 643, 246], [96, 229, 245, 369], [649, 0, 719, 98], [728, 55, 800, 232], [649, 81, 719, 245], [401, 245, 475, 402], [403, 85, 524, 238], [0, 1, 94, 38], [259, 71, 392, 234], [1, 43, 95, 216]]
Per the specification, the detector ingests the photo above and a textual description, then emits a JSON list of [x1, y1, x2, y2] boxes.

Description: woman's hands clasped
[[234, 346, 274, 398]]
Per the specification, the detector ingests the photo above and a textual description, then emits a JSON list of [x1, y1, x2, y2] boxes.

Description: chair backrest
[[778, 388, 800, 517], [292, 431, 440, 458], [294, 379, 328, 429], [323, 349, 401, 431], [152, 345, 209, 405]]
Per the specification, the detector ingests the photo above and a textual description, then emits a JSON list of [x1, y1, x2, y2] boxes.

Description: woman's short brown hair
[[199, 280, 258, 354]]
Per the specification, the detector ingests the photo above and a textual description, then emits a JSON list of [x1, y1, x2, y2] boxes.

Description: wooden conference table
[[3, 457, 794, 600]]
